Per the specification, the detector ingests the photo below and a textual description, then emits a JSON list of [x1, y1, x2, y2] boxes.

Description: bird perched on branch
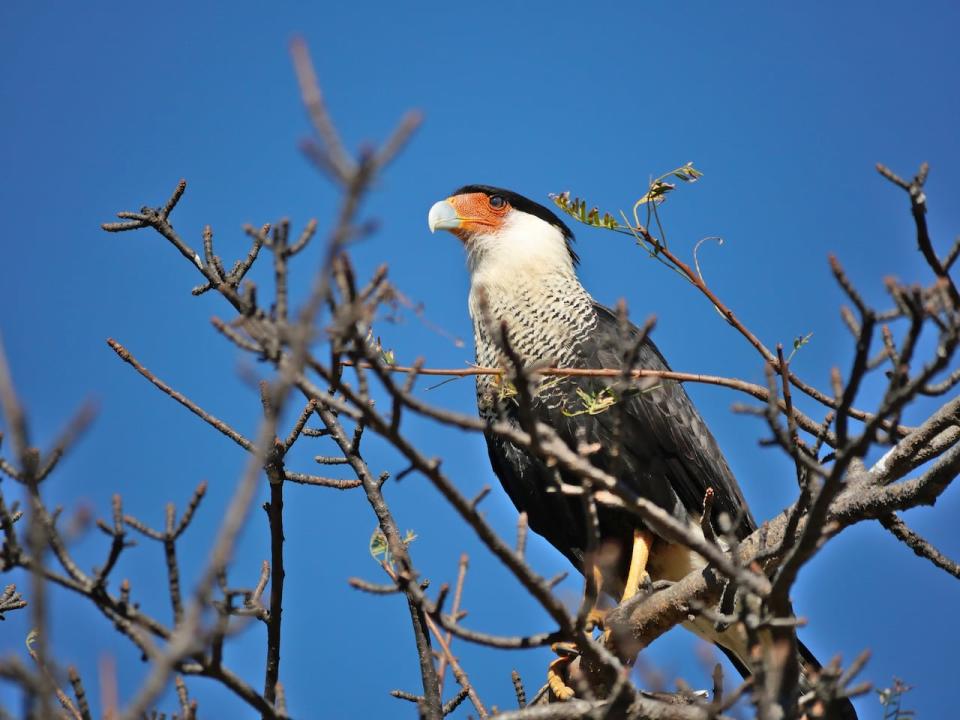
[[428, 185, 857, 718]]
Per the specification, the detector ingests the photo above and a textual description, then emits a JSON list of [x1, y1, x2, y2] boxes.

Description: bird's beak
[[427, 199, 462, 233]]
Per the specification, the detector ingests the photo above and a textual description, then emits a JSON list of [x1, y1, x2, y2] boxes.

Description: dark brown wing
[[483, 302, 755, 569], [566, 302, 756, 539]]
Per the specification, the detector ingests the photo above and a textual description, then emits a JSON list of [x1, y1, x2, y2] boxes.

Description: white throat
[[466, 211, 581, 324], [466, 211, 576, 280]]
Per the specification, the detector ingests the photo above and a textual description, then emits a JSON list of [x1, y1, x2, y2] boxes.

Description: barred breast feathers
[[469, 271, 597, 416], [463, 208, 600, 416]]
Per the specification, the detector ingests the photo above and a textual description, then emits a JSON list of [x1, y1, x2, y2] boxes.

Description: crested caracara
[[428, 185, 857, 719]]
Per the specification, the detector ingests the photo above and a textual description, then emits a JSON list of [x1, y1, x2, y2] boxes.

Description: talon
[[547, 655, 576, 701], [547, 642, 580, 700], [550, 641, 578, 657], [586, 606, 608, 632]]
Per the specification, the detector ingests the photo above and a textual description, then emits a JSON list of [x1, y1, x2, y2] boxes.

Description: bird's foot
[[605, 566, 652, 656], [585, 606, 608, 632], [547, 642, 579, 701]]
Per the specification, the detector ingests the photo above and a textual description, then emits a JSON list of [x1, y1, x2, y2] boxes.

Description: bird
[[428, 185, 857, 718]]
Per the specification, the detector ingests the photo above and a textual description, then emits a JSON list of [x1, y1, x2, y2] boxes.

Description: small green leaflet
[[636, 163, 703, 207], [369, 527, 417, 568], [787, 332, 814, 363], [365, 328, 396, 366], [562, 387, 617, 417], [551, 162, 704, 228], [550, 192, 620, 230]]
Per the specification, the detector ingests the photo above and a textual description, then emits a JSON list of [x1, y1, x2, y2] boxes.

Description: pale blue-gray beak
[[427, 199, 461, 233]]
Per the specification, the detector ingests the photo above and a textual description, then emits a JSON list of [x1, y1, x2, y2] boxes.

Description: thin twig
[[107, 339, 253, 451], [880, 513, 960, 579]]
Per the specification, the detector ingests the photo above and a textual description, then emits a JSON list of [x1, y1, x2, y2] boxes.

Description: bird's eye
[[489, 195, 506, 209]]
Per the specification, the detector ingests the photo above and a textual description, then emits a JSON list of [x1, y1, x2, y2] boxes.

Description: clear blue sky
[[2, 2, 958, 718]]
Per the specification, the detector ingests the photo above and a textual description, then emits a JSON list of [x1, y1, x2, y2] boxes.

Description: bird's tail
[[711, 639, 858, 719], [796, 640, 859, 720], [689, 614, 858, 719]]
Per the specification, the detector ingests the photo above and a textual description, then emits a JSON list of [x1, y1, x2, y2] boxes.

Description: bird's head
[[428, 185, 578, 274]]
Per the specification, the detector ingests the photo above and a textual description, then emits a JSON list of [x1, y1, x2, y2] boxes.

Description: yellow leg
[[621, 529, 655, 604], [593, 564, 605, 596], [602, 529, 655, 664], [586, 564, 607, 630], [556, 533, 656, 700]]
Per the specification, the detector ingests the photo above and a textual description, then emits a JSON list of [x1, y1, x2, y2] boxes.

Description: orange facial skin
[[445, 192, 511, 241]]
